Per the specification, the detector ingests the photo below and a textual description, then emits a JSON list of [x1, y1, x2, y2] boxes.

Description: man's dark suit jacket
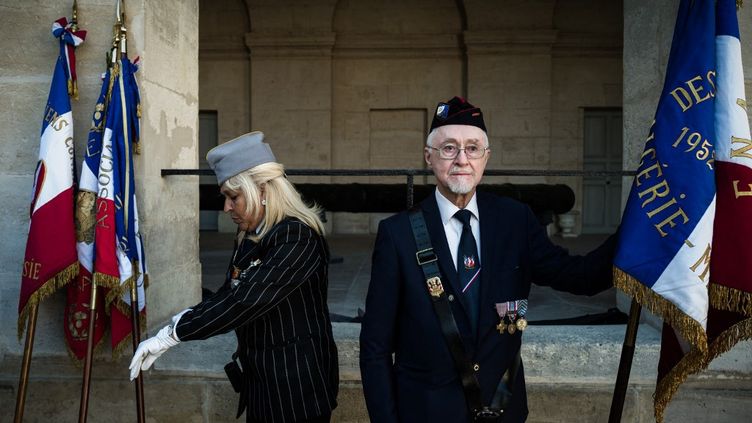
[[360, 191, 616, 422], [176, 218, 339, 423]]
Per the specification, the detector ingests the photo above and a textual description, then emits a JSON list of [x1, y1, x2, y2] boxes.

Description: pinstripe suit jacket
[[176, 218, 339, 423]]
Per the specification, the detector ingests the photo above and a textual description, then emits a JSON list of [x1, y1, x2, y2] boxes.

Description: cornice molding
[[463, 29, 558, 55], [552, 31, 623, 58], [333, 33, 462, 59], [245, 32, 336, 58], [199, 36, 249, 60]]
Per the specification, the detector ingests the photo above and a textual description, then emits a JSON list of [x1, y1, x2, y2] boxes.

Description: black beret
[[429, 96, 486, 133]]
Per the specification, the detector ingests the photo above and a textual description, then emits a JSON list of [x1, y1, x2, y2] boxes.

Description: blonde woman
[[130, 132, 339, 423]]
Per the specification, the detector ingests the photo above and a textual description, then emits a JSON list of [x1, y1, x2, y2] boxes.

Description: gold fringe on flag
[[613, 267, 711, 423], [17, 262, 78, 339], [706, 317, 752, 363], [65, 334, 106, 367], [111, 307, 147, 360], [613, 267, 708, 350], [93, 272, 121, 291], [654, 346, 708, 423], [709, 284, 752, 317]]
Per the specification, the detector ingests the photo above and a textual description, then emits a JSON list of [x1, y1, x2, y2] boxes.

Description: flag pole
[[14, 303, 39, 423], [608, 298, 642, 423], [116, 1, 146, 421], [78, 282, 99, 423], [78, 3, 123, 421], [130, 281, 146, 423]]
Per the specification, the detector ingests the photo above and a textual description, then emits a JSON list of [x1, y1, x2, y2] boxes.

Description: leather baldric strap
[[409, 208, 522, 420], [408, 209, 484, 415]]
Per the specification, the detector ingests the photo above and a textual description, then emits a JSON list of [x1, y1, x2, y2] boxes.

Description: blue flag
[[614, 0, 720, 420]]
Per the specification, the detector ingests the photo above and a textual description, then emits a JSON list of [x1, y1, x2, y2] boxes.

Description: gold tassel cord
[[613, 268, 708, 352], [709, 284, 752, 317], [17, 262, 79, 339]]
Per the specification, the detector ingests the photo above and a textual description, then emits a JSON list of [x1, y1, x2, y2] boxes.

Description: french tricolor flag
[[18, 18, 85, 338]]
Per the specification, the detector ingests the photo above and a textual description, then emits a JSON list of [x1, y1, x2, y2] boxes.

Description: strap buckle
[[416, 248, 437, 265]]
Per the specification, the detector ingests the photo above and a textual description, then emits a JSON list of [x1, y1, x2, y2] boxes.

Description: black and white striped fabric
[[176, 218, 339, 422]]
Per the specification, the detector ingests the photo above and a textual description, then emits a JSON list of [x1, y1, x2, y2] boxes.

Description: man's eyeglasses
[[427, 143, 489, 160]]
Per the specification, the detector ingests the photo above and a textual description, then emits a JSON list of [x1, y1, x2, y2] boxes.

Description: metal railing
[[162, 168, 636, 209]]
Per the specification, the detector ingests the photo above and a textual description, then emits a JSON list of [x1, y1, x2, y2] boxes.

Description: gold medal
[[231, 266, 241, 279], [496, 322, 506, 334], [516, 318, 528, 332], [507, 323, 516, 335]]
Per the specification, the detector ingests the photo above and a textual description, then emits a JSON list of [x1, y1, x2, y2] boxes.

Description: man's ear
[[424, 148, 432, 168]]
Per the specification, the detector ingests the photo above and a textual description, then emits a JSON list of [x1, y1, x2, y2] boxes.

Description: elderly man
[[359, 96, 616, 422]]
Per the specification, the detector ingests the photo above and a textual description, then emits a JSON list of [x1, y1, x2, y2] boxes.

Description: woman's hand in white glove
[[128, 324, 179, 381]]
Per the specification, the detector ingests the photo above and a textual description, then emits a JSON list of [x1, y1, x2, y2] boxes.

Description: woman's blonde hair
[[223, 162, 325, 240]]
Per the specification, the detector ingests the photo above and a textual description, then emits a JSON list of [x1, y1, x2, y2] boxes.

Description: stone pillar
[[133, 0, 202, 326], [0, 0, 200, 358], [464, 29, 556, 183], [245, 32, 335, 170]]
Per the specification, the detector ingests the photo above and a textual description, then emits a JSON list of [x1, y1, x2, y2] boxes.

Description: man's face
[[424, 124, 490, 197]]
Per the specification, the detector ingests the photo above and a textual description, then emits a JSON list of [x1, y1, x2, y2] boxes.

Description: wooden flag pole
[[130, 281, 146, 423], [78, 282, 99, 423], [608, 298, 642, 423], [14, 303, 39, 423]]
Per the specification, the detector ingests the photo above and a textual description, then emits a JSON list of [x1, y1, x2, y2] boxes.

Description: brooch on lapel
[[495, 299, 528, 334], [231, 259, 262, 288]]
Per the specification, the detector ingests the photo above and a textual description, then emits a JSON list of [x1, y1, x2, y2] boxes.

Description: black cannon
[[200, 183, 574, 226]]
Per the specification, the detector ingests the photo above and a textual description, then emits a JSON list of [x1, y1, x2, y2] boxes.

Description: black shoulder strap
[[408, 208, 484, 415]]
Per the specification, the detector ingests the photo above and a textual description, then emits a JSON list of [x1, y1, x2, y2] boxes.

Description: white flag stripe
[[651, 197, 715, 327], [715, 35, 751, 164], [32, 111, 74, 214]]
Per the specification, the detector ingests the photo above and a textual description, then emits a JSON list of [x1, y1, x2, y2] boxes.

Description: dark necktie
[[454, 209, 480, 333]]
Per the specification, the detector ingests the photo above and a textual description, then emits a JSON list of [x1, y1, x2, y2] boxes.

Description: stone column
[[245, 33, 335, 170], [464, 29, 557, 182]]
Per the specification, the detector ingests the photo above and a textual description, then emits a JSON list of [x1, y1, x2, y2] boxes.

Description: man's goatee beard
[[448, 179, 474, 194]]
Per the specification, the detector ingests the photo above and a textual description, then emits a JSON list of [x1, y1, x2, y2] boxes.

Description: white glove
[[128, 309, 191, 380], [128, 324, 179, 381]]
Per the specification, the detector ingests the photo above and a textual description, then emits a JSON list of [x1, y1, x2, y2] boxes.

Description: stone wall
[[197, 0, 624, 234]]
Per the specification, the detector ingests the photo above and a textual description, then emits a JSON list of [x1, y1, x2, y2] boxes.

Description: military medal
[[496, 300, 530, 334], [506, 301, 518, 335], [496, 321, 506, 334], [516, 299, 529, 332], [495, 303, 509, 334]]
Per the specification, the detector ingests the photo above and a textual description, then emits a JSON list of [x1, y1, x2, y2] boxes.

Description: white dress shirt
[[434, 188, 481, 271]]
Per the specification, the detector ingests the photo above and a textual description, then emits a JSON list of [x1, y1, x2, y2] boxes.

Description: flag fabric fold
[[613, 0, 716, 420], [18, 18, 86, 338], [706, 0, 752, 367], [51, 17, 86, 99], [93, 52, 147, 357], [65, 70, 111, 360]]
